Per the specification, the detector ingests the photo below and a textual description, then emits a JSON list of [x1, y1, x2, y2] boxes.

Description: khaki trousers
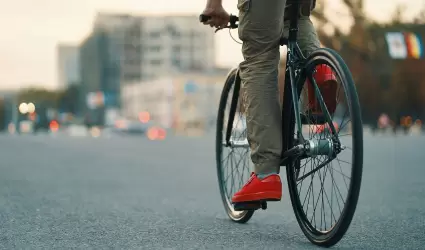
[[237, 0, 321, 174]]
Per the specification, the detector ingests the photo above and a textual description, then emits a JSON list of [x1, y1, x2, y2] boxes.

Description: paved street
[[0, 132, 425, 249]]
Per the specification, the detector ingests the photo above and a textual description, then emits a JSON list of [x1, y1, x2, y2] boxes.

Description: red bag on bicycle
[[307, 64, 338, 115]]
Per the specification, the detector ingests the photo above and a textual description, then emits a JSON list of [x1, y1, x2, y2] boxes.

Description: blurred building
[[79, 12, 216, 124], [93, 13, 216, 79], [121, 71, 227, 135], [56, 44, 80, 89], [57, 44, 80, 90], [0, 90, 18, 131]]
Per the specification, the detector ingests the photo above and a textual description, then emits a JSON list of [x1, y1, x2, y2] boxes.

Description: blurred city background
[[1, 0, 425, 248], [0, 0, 424, 137]]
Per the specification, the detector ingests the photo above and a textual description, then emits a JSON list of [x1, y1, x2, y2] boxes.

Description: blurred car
[[67, 124, 89, 137], [112, 119, 148, 135], [146, 126, 167, 140], [112, 119, 169, 139], [49, 120, 60, 133], [19, 120, 34, 134]]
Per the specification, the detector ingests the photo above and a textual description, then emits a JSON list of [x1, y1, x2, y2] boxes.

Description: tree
[[305, 0, 425, 125], [413, 7, 425, 24], [391, 4, 407, 25], [17, 87, 62, 108]]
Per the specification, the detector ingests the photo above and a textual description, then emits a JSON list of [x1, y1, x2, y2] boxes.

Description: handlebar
[[199, 14, 289, 46], [199, 14, 239, 31]]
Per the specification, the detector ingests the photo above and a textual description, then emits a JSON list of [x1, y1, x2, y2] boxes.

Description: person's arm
[[201, 0, 229, 28]]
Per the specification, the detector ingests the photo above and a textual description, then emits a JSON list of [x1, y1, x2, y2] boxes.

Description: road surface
[[0, 132, 424, 249]]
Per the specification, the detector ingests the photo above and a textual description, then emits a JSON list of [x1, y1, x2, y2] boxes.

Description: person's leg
[[290, 18, 321, 56], [238, 0, 286, 176], [231, 0, 286, 203]]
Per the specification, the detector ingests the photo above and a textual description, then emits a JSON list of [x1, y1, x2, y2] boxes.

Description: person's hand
[[201, 3, 230, 29]]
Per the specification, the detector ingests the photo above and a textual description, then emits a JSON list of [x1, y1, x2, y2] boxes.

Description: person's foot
[[306, 64, 338, 116], [231, 172, 282, 203]]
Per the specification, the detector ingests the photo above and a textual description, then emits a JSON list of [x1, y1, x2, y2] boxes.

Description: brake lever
[[214, 26, 230, 33]]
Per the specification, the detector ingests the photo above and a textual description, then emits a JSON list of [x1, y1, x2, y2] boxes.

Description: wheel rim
[[218, 80, 253, 219], [291, 61, 357, 236]]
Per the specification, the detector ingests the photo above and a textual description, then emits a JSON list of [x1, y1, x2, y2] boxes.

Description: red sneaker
[[231, 173, 282, 203], [307, 64, 338, 115]]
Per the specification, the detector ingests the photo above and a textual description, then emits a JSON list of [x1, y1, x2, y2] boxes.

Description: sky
[[0, 0, 423, 90]]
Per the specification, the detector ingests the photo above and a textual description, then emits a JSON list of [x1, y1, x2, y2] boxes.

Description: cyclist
[[201, 0, 337, 204]]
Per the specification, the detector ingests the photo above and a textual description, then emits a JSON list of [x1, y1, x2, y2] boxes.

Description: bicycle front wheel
[[285, 48, 363, 247], [216, 68, 254, 223]]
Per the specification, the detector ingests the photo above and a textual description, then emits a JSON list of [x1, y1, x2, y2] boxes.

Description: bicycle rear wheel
[[216, 68, 254, 223], [284, 48, 363, 247]]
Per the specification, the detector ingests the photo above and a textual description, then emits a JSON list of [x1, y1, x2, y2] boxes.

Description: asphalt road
[[1, 132, 424, 249]]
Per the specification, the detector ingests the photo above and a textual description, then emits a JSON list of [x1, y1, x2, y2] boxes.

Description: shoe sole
[[233, 199, 281, 211], [231, 191, 282, 204]]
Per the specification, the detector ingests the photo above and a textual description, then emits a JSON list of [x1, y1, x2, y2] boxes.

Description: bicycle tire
[[216, 68, 254, 223], [284, 48, 363, 247]]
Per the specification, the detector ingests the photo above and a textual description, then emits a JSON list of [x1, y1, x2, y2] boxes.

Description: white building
[[56, 44, 80, 90], [121, 78, 174, 128], [138, 15, 216, 79], [92, 13, 216, 82], [121, 72, 226, 132]]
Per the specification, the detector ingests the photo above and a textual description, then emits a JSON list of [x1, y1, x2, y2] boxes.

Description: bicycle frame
[[285, 0, 307, 144]]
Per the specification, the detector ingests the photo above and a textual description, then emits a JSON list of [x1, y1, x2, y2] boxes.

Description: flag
[[385, 32, 407, 59], [404, 32, 424, 59]]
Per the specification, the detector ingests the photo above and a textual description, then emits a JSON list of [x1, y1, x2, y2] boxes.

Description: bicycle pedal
[[301, 113, 326, 124], [233, 201, 267, 211]]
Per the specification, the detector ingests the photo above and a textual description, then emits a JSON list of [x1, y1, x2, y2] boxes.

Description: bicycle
[[200, 0, 363, 247]]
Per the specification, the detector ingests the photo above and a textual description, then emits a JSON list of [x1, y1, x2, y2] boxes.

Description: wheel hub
[[305, 138, 342, 157]]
